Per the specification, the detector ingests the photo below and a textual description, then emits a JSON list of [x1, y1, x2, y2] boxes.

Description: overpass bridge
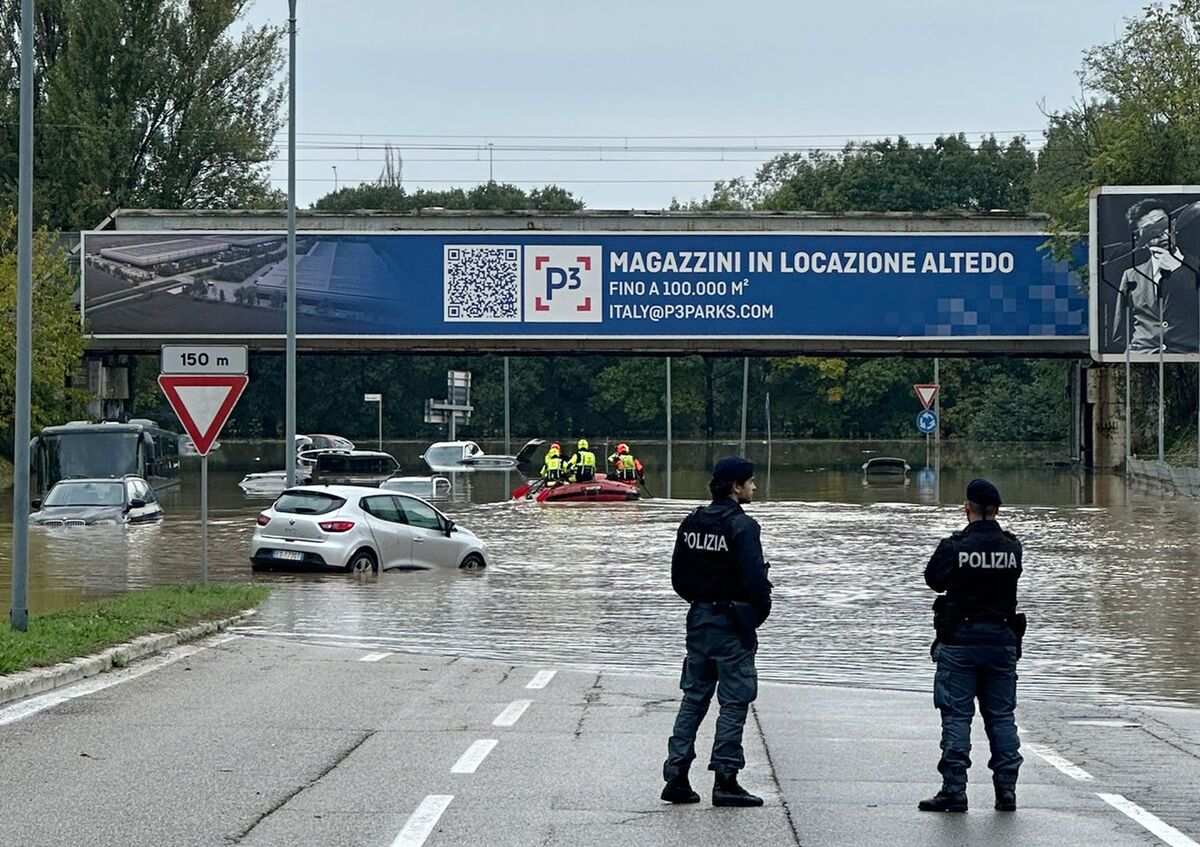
[[81, 208, 1087, 357]]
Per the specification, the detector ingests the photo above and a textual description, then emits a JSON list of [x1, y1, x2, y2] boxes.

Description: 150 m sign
[[160, 345, 248, 375]]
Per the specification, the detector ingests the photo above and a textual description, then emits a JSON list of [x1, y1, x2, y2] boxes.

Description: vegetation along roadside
[[0, 585, 270, 676]]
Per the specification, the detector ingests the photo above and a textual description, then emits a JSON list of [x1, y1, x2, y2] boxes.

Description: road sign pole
[[666, 356, 673, 500], [933, 358, 941, 503], [378, 397, 383, 451], [740, 356, 749, 456], [200, 454, 208, 585]]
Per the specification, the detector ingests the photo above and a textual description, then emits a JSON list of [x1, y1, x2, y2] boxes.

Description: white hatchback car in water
[[250, 485, 487, 573]]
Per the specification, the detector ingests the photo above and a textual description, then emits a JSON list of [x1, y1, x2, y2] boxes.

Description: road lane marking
[[451, 739, 498, 774], [526, 670, 556, 689], [1025, 742, 1094, 781], [390, 794, 453, 847], [493, 700, 532, 727], [0, 634, 240, 728], [1098, 793, 1200, 847], [360, 652, 391, 662]]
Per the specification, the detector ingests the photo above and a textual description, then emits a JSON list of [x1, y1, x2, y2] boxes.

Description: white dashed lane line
[[389, 795, 454, 847], [1098, 793, 1200, 847], [1024, 742, 1094, 781], [360, 652, 391, 662], [1026, 741, 1199, 845], [526, 670, 556, 689], [493, 700, 532, 727], [450, 740, 498, 774]]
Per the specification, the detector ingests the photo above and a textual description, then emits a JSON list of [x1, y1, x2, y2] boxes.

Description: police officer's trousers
[[933, 625, 1022, 791], [663, 604, 758, 780]]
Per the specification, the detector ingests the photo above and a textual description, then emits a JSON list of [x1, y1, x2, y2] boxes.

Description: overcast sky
[[241, 0, 1150, 210]]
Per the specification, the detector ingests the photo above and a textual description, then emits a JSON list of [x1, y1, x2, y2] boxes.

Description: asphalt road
[[0, 634, 1196, 846]]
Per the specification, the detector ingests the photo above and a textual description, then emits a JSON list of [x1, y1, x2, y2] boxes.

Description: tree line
[[5, 0, 1200, 454]]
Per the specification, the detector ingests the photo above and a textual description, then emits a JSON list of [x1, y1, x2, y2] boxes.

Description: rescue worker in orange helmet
[[607, 442, 645, 484]]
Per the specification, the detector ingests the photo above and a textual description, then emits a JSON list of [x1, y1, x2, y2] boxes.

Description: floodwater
[[3, 439, 1200, 708]]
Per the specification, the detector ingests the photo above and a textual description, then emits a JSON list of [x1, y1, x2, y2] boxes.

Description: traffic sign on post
[[916, 409, 939, 434], [158, 375, 248, 457], [914, 384, 940, 410], [161, 344, 248, 375]]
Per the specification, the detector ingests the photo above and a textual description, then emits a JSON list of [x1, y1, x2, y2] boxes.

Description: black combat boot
[[994, 785, 1016, 811], [712, 771, 764, 807], [917, 788, 968, 813], [661, 773, 700, 804]]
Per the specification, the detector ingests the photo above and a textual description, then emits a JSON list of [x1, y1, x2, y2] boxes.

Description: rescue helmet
[[616, 443, 628, 454], [550, 442, 561, 453], [577, 438, 589, 450]]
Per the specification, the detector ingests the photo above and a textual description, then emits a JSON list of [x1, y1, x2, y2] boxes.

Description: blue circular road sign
[[916, 409, 938, 434]]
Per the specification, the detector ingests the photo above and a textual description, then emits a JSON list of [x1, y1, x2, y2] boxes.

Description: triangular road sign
[[914, 383, 940, 410], [158, 375, 248, 457]]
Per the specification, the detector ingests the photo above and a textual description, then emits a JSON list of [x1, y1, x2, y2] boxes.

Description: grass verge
[[0, 584, 270, 676]]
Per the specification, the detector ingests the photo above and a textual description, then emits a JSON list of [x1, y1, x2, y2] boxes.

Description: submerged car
[[30, 477, 164, 526], [250, 485, 486, 573]]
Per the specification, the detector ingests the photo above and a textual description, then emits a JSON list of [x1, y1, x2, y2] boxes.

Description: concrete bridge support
[[1088, 364, 1125, 470]]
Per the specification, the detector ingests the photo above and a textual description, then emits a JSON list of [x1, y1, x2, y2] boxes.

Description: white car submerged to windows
[[250, 485, 486, 573]]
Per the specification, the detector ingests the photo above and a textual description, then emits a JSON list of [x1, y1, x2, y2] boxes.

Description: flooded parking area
[[3, 440, 1200, 707]]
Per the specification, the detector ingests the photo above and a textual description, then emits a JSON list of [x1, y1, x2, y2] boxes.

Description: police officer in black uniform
[[919, 479, 1025, 814], [661, 457, 772, 807]]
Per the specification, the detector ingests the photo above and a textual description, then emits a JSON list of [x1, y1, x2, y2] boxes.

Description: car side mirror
[[129, 498, 146, 509], [31, 499, 41, 510], [445, 519, 456, 536]]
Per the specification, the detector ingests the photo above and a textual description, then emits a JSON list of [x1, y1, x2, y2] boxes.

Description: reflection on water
[[2, 440, 1200, 707]]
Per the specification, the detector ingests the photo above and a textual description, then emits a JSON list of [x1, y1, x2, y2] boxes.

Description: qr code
[[444, 246, 521, 322]]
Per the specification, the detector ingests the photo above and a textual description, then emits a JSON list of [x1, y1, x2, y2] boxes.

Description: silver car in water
[[249, 485, 486, 573]]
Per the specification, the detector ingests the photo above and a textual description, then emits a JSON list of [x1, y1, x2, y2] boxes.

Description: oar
[[512, 477, 546, 499], [638, 473, 654, 498], [512, 478, 536, 498]]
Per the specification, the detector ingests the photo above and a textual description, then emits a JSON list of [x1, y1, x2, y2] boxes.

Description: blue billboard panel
[[81, 231, 1085, 344]]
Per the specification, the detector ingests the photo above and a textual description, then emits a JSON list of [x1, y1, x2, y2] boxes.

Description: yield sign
[[914, 384, 940, 410], [158, 374, 248, 456]]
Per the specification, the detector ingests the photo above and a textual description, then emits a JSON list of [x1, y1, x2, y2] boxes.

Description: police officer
[[919, 478, 1025, 814], [661, 457, 772, 807]]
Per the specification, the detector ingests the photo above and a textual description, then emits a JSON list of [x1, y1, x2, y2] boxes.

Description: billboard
[[1091, 186, 1200, 362], [81, 230, 1086, 350]]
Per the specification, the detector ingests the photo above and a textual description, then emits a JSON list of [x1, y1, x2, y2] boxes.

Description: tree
[[313, 181, 584, 213], [1035, 0, 1200, 259], [0, 0, 285, 231], [0, 208, 87, 450], [676, 135, 1036, 215]]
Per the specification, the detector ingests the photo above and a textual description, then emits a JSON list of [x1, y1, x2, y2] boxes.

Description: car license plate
[[273, 549, 304, 561]]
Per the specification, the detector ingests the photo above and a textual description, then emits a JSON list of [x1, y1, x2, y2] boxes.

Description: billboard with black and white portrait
[[1091, 186, 1200, 362]]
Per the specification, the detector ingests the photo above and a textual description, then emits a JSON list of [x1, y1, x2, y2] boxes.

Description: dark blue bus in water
[[31, 419, 181, 498]]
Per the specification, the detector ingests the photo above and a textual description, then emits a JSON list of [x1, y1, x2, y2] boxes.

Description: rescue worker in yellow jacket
[[607, 443, 645, 483], [566, 438, 597, 482], [540, 442, 565, 482]]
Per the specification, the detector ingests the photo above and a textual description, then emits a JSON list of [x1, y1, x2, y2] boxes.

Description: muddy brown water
[[3, 440, 1198, 707]]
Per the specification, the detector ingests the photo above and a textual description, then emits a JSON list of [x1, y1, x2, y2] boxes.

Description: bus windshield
[[41, 432, 139, 484]]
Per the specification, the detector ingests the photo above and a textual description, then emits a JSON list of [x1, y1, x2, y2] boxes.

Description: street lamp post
[[332, 165, 338, 191], [285, 0, 298, 487], [10, 0, 34, 632]]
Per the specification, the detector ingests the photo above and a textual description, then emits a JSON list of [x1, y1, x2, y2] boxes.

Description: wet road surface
[[3, 440, 1199, 707]]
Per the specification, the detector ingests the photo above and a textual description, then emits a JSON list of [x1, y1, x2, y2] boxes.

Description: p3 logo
[[524, 246, 602, 323]]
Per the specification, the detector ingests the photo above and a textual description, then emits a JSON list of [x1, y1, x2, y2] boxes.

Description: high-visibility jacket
[[541, 452, 564, 480], [567, 449, 597, 480], [610, 452, 639, 481]]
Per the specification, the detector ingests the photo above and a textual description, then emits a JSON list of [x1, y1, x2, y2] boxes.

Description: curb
[[0, 609, 256, 709]]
